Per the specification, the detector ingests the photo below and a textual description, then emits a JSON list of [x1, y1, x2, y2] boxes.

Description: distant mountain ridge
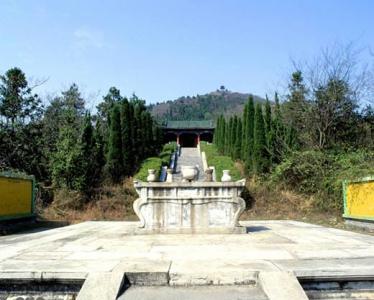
[[149, 88, 265, 123]]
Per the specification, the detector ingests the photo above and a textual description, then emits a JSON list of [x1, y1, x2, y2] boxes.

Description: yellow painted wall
[[346, 181, 374, 219], [0, 176, 33, 218]]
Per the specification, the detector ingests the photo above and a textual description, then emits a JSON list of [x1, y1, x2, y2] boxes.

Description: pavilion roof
[[164, 120, 215, 129]]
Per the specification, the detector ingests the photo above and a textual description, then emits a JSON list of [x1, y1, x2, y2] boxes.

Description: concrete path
[[0, 221, 374, 299], [174, 147, 205, 181]]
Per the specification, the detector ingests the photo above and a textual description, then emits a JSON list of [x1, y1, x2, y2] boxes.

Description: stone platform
[[0, 220, 374, 299]]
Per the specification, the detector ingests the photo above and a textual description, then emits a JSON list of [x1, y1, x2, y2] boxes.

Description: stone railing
[[133, 180, 246, 234]]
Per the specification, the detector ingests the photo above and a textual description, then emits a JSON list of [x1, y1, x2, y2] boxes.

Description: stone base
[[344, 218, 374, 232], [133, 180, 247, 234], [134, 226, 247, 235]]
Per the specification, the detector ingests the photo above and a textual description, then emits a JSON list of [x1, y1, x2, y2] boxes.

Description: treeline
[[213, 44, 374, 211], [0, 68, 162, 201], [213, 94, 296, 174], [214, 71, 374, 177]]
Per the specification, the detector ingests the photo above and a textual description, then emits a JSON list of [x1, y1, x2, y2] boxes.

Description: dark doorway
[[179, 133, 197, 147], [200, 132, 213, 143], [163, 132, 177, 144]]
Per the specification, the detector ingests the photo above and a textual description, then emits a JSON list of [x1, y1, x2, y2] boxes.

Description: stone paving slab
[[118, 285, 268, 300], [0, 220, 373, 298]]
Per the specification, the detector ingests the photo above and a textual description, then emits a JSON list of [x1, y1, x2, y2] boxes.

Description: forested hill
[[149, 88, 265, 122]]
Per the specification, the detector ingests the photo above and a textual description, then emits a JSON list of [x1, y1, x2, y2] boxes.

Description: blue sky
[[1, 0, 373, 108]]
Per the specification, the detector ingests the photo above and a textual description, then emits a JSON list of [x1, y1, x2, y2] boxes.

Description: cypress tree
[[230, 116, 238, 158], [80, 113, 95, 194], [253, 103, 270, 174], [214, 117, 220, 146], [264, 96, 272, 145], [120, 99, 132, 176], [234, 118, 242, 160], [269, 92, 283, 166], [93, 118, 105, 182], [226, 117, 233, 155], [220, 117, 226, 154], [107, 104, 123, 182], [146, 113, 154, 155], [241, 103, 249, 159], [245, 96, 255, 172], [224, 117, 231, 155]]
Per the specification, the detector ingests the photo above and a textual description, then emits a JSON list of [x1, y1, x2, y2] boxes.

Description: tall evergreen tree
[[245, 96, 255, 172], [226, 117, 233, 155], [120, 99, 132, 175], [80, 113, 96, 194], [230, 116, 238, 158], [234, 118, 242, 160], [264, 96, 272, 144], [220, 117, 226, 154], [241, 103, 249, 159], [253, 103, 270, 174], [51, 109, 84, 191], [269, 92, 286, 165], [106, 105, 123, 182]]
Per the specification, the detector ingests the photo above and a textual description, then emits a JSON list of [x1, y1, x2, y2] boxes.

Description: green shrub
[[200, 142, 241, 181], [134, 157, 163, 181], [271, 150, 374, 211], [134, 142, 178, 181]]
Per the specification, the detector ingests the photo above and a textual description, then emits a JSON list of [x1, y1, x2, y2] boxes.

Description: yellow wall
[[346, 181, 374, 219], [0, 176, 33, 218]]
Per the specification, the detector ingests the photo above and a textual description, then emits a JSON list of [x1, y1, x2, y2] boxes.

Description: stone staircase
[[174, 147, 205, 181]]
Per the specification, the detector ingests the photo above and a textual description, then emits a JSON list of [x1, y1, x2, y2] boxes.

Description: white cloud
[[73, 27, 104, 51]]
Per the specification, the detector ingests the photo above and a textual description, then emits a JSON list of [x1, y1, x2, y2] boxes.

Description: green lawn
[[200, 142, 241, 181]]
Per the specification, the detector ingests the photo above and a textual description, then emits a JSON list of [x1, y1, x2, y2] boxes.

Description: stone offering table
[[133, 180, 246, 233]]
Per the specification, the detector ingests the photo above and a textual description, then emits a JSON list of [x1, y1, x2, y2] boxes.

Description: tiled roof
[[165, 120, 215, 129]]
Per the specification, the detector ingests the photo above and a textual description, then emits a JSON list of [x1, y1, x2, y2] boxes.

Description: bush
[[200, 142, 241, 181], [134, 142, 178, 181], [134, 157, 163, 181], [271, 150, 374, 211]]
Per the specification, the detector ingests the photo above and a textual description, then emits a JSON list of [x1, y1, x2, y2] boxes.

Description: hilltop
[[149, 87, 265, 123]]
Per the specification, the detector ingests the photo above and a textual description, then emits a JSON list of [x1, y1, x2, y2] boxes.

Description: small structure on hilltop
[[162, 120, 215, 147]]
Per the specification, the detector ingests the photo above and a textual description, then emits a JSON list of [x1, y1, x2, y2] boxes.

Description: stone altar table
[[133, 180, 246, 233]]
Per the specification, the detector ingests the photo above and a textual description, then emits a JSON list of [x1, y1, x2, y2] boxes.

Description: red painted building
[[162, 120, 215, 147]]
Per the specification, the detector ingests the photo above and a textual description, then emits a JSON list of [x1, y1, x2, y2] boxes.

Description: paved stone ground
[[174, 147, 205, 181], [0, 220, 374, 299]]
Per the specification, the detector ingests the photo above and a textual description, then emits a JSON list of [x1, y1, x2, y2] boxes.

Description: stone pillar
[[176, 134, 180, 145], [197, 134, 200, 145]]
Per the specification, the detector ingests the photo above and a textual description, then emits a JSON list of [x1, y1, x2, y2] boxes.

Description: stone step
[[174, 147, 204, 181]]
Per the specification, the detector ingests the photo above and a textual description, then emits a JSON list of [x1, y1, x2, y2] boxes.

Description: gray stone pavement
[[0, 220, 374, 299], [174, 147, 205, 181]]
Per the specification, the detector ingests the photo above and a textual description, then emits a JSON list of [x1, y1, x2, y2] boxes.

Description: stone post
[[166, 168, 173, 182], [205, 168, 213, 182]]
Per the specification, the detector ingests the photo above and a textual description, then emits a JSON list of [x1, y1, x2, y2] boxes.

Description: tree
[[120, 99, 133, 175], [219, 116, 226, 154], [253, 103, 270, 174], [51, 109, 85, 190], [234, 118, 242, 160], [241, 103, 248, 159], [244, 96, 255, 172], [0, 68, 43, 127], [283, 71, 309, 146], [312, 79, 357, 148], [106, 105, 123, 182], [224, 116, 232, 155], [264, 96, 272, 144], [0, 68, 46, 179], [80, 113, 96, 194], [230, 116, 238, 158]]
